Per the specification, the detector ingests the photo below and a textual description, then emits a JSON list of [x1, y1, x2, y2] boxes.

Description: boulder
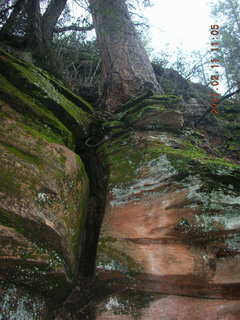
[[0, 48, 92, 315]]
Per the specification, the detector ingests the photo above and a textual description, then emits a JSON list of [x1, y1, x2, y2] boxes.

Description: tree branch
[[54, 24, 94, 33], [219, 88, 240, 103], [0, 4, 16, 16], [194, 86, 240, 127], [42, 0, 67, 40], [0, 0, 26, 35]]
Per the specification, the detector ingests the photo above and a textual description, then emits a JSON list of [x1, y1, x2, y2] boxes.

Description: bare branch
[[194, 85, 240, 126], [54, 24, 94, 33], [219, 87, 240, 103]]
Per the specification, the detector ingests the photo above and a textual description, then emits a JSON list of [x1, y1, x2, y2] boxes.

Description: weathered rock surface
[[96, 96, 240, 300], [96, 292, 240, 320], [0, 283, 47, 320], [0, 106, 89, 290], [1, 47, 240, 320], [0, 48, 93, 317], [0, 48, 94, 149]]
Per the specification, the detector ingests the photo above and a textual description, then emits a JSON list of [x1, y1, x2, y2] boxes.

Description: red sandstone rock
[[96, 130, 240, 299], [96, 295, 240, 320]]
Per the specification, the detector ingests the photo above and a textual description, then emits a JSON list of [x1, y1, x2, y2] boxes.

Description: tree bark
[[25, 0, 43, 52], [88, 0, 164, 112], [42, 0, 67, 44], [0, 0, 68, 77]]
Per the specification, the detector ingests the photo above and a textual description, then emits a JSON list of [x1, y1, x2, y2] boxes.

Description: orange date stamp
[[209, 24, 221, 114]]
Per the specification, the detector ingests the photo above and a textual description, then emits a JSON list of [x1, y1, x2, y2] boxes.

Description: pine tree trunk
[[89, 0, 164, 112]]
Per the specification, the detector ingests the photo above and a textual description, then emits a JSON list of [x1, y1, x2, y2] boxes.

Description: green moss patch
[[0, 168, 21, 197], [99, 129, 240, 191], [0, 74, 74, 148], [123, 105, 167, 125], [1, 141, 42, 166], [117, 94, 181, 122], [0, 48, 94, 145]]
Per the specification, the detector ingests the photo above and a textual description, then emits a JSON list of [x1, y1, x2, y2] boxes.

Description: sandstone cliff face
[[1, 48, 240, 320], [0, 48, 92, 318], [97, 96, 240, 282], [94, 95, 240, 319]]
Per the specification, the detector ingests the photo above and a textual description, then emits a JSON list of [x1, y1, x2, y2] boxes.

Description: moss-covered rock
[[0, 48, 94, 149], [0, 112, 89, 298], [0, 98, 74, 149], [117, 95, 182, 126], [216, 100, 240, 159], [113, 94, 184, 132], [96, 113, 240, 296], [0, 49, 92, 307]]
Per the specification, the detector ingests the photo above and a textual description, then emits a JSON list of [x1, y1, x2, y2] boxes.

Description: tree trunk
[[25, 0, 43, 52], [0, 0, 66, 75], [42, 0, 67, 45], [88, 0, 164, 112], [27, 0, 67, 74]]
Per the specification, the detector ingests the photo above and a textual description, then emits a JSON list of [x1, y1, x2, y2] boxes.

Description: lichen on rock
[[96, 94, 240, 298], [0, 283, 47, 320], [0, 49, 92, 309], [0, 113, 89, 297]]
